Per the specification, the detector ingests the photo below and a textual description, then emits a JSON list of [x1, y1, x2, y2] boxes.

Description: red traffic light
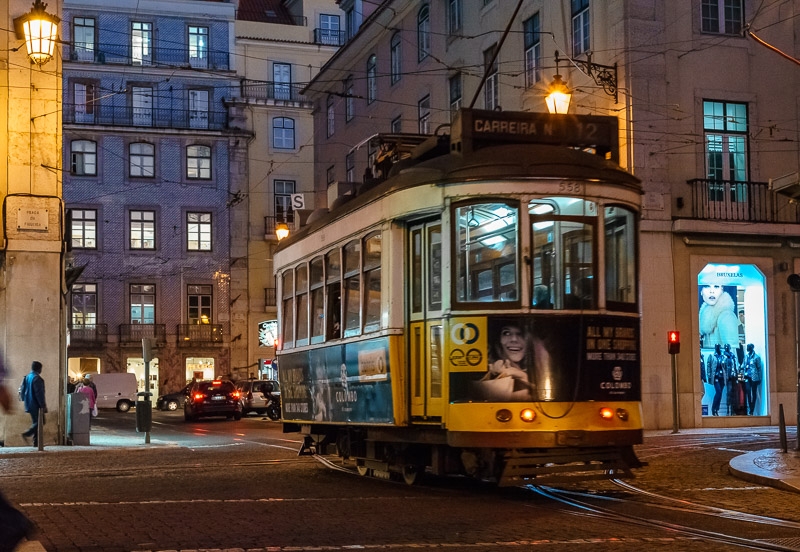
[[668, 331, 680, 354]]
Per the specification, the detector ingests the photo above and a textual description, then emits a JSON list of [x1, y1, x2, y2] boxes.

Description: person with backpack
[[20, 361, 47, 446]]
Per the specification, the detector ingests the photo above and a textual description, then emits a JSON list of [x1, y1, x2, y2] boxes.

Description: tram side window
[[605, 206, 637, 309], [281, 270, 294, 347], [326, 249, 341, 339], [343, 240, 361, 337], [530, 198, 596, 310], [310, 257, 325, 343], [428, 224, 442, 311], [454, 202, 518, 303], [363, 232, 382, 332], [295, 264, 309, 345], [411, 228, 423, 314]]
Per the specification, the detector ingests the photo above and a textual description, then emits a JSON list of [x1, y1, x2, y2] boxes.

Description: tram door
[[408, 221, 444, 420]]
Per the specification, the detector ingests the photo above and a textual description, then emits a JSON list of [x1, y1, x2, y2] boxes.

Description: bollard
[[779, 404, 788, 454], [37, 408, 44, 451]]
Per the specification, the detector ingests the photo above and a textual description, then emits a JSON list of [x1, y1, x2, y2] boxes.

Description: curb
[[729, 449, 800, 494]]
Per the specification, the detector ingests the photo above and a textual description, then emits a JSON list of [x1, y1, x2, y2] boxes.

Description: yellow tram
[[274, 109, 643, 486]]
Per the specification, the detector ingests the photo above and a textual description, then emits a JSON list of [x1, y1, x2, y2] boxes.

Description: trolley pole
[[668, 331, 680, 434]]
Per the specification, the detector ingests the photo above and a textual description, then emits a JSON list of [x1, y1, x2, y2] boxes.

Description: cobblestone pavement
[[3, 415, 800, 552]]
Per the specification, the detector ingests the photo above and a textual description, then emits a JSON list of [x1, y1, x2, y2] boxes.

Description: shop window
[[698, 263, 767, 418], [454, 202, 519, 304]]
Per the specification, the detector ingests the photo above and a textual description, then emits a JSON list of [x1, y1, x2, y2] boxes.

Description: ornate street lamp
[[545, 73, 572, 115], [14, 0, 60, 66], [275, 222, 290, 241]]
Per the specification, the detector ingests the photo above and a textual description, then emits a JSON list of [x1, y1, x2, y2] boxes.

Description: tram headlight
[[616, 408, 629, 421], [495, 409, 512, 422], [599, 407, 614, 420], [520, 408, 536, 422]]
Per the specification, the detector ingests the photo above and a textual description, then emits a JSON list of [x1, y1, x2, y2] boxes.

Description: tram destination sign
[[452, 108, 619, 163]]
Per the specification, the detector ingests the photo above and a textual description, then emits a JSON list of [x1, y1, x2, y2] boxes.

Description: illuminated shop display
[[698, 263, 767, 417]]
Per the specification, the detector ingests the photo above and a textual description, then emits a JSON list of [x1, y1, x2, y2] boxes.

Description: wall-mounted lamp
[[547, 51, 618, 112], [14, 0, 60, 66], [275, 222, 290, 241]]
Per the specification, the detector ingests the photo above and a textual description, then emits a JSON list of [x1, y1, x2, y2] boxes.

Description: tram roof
[[277, 142, 641, 250]]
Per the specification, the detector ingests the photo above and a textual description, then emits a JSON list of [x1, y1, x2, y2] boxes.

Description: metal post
[[671, 353, 680, 434], [144, 358, 150, 444], [779, 404, 788, 453], [795, 291, 800, 451], [37, 409, 44, 451]]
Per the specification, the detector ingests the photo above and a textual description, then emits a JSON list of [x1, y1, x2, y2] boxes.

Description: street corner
[[729, 448, 800, 494]]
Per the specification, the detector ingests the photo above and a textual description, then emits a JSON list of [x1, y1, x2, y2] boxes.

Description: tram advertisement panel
[[448, 315, 640, 403], [279, 337, 394, 423]]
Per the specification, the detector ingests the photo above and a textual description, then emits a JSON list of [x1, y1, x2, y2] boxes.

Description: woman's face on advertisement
[[500, 325, 525, 364], [701, 284, 722, 306]]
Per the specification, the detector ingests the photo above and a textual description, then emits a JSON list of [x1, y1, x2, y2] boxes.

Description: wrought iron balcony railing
[[68, 323, 108, 347], [264, 215, 294, 239], [684, 178, 800, 223], [239, 80, 309, 103], [313, 28, 346, 46], [178, 324, 223, 347], [119, 324, 166, 345], [63, 104, 228, 130], [265, 287, 277, 308], [66, 46, 231, 70]]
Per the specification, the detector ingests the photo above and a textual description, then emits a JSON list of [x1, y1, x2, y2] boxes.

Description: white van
[[86, 373, 138, 412]]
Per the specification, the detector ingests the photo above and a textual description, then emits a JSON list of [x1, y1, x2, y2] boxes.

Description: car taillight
[[212, 380, 222, 385], [194, 393, 205, 401], [231, 391, 241, 399]]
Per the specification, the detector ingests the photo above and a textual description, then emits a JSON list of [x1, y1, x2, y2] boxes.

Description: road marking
[[716, 447, 750, 453], [685, 486, 768, 491], [20, 496, 447, 507]]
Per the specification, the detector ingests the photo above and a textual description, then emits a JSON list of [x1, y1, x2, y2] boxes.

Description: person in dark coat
[[20, 361, 47, 446]]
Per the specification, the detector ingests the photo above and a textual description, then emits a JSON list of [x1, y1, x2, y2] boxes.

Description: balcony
[[684, 179, 800, 223], [67, 47, 230, 71], [265, 287, 276, 308], [177, 324, 224, 347], [68, 324, 108, 348], [63, 104, 228, 131], [119, 324, 166, 345], [313, 28, 346, 46], [239, 80, 310, 104]]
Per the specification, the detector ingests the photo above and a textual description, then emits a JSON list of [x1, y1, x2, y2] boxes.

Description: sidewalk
[[729, 447, 800, 494], [0, 426, 178, 456]]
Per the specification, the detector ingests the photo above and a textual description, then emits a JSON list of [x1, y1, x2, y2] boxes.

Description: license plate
[[212, 395, 224, 401]]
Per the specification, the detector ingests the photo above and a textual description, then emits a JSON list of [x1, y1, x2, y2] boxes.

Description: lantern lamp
[[14, 0, 60, 66], [545, 74, 571, 115], [275, 222, 290, 241]]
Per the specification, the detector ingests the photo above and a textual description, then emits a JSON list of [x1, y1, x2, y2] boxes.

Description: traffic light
[[668, 331, 680, 354]]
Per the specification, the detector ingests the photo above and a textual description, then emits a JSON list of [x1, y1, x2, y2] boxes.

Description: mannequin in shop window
[[740, 343, 763, 415], [699, 284, 739, 349], [724, 343, 744, 415], [706, 344, 731, 416]]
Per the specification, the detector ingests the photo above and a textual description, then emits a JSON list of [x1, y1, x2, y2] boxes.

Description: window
[[327, 166, 336, 186], [189, 89, 209, 129], [417, 5, 430, 61], [418, 94, 431, 134], [484, 45, 498, 110], [71, 283, 97, 326], [273, 63, 291, 100], [366, 54, 377, 104], [296, 264, 309, 345], [132, 87, 152, 126], [448, 0, 462, 34], [319, 14, 341, 45], [704, 100, 748, 189], [529, 198, 596, 310], [70, 140, 96, 176], [130, 284, 155, 324], [187, 145, 212, 179], [70, 209, 97, 249], [310, 257, 325, 343], [73, 82, 96, 123], [455, 202, 518, 304], [572, 0, 590, 56], [281, 270, 294, 346], [449, 73, 462, 120], [391, 115, 402, 133], [275, 180, 295, 223], [604, 206, 636, 308], [187, 212, 212, 251], [188, 26, 209, 68], [187, 284, 212, 324], [73, 17, 95, 61], [524, 13, 541, 87], [273, 117, 295, 149], [129, 143, 154, 178], [363, 232, 381, 332], [702, 0, 743, 35], [343, 240, 361, 336], [326, 249, 341, 339], [345, 76, 354, 122], [131, 22, 152, 65], [130, 210, 155, 250], [326, 95, 335, 137], [345, 152, 355, 181], [346, 7, 356, 40], [390, 33, 401, 84]]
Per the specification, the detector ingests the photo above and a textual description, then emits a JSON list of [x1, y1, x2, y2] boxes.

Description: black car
[[156, 385, 190, 411], [184, 380, 242, 422]]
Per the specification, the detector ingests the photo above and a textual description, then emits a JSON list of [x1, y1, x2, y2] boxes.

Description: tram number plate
[[212, 395, 225, 401], [558, 181, 584, 195]]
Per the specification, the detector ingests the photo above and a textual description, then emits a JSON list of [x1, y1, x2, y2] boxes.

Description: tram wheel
[[356, 464, 371, 477], [401, 464, 422, 486]]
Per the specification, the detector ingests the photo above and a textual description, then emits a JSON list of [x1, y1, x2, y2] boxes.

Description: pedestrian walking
[[20, 361, 47, 446], [75, 380, 97, 422], [0, 356, 36, 551]]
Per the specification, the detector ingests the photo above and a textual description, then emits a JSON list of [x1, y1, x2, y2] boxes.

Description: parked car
[[86, 373, 138, 412], [156, 385, 190, 411], [184, 380, 242, 422], [235, 380, 280, 416]]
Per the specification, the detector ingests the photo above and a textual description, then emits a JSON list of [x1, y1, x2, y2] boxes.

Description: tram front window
[[530, 198, 596, 310], [455, 202, 518, 303]]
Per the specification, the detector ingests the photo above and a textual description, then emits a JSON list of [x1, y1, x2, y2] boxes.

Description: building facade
[[305, 0, 800, 429], [232, 0, 342, 379], [62, 0, 249, 396]]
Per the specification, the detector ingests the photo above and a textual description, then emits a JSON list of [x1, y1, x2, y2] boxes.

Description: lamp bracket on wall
[[555, 51, 618, 103]]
